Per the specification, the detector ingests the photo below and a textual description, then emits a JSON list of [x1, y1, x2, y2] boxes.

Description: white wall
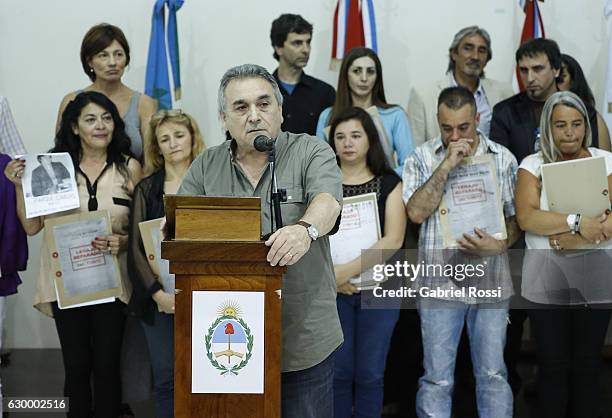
[[1, 0, 610, 348]]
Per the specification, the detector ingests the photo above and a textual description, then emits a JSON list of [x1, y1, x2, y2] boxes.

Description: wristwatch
[[297, 221, 319, 241], [566, 214, 580, 235]]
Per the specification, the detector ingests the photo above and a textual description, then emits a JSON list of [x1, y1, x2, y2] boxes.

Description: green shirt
[[178, 131, 343, 372]]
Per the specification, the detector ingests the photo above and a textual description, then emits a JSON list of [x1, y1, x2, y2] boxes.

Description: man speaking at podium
[[179, 64, 343, 418]]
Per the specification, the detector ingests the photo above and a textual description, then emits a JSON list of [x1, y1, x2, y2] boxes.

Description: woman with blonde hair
[[127, 109, 204, 418], [515, 91, 612, 417]]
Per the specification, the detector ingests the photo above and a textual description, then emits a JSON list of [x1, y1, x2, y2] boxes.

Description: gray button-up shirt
[[178, 131, 343, 372]]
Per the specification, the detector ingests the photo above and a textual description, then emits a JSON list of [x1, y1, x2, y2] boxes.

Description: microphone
[[254, 135, 275, 152]]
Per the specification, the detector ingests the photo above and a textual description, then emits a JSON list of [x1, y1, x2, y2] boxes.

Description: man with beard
[[407, 26, 513, 146], [270, 14, 335, 136], [490, 38, 562, 163], [488, 38, 562, 399]]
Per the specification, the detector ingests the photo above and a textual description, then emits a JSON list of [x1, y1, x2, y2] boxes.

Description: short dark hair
[[437, 86, 476, 114], [37, 154, 52, 163], [515, 38, 561, 72], [80, 23, 131, 82], [328, 107, 394, 177], [270, 14, 313, 61], [53, 91, 133, 180]]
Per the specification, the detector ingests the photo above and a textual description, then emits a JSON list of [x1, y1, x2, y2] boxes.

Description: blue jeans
[[334, 293, 399, 418], [416, 298, 512, 418], [281, 350, 335, 418], [140, 310, 174, 418]]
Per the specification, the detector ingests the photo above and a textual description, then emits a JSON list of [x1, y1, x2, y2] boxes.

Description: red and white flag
[[332, 0, 378, 61], [513, 0, 546, 92]]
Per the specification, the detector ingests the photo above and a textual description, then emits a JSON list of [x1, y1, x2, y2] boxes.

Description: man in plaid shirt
[[0, 96, 26, 157], [403, 86, 519, 418]]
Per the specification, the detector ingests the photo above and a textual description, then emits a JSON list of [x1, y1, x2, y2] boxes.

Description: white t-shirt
[[519, 148, 612, 305], [518, 147, 612, 250]]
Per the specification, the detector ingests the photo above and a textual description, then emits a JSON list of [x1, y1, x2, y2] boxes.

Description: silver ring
[[287, 251, 293, 258]]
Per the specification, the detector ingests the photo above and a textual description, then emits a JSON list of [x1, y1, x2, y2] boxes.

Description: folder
[[541, 156, 610, 217]]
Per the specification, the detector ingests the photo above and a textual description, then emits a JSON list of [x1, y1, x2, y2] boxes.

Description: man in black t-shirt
[[270, 14, 335, 136]]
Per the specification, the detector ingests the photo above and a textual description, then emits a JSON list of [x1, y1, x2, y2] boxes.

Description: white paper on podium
[[191, 291, 265, 394]]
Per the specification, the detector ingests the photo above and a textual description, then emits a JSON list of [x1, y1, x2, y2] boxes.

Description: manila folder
[[541, 156, 610, 217]]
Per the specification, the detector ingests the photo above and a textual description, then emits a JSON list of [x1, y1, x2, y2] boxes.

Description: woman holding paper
[[5, 91, 142, 418], [328, 107, 406, 418], [55, 23, 157, 161], [316, 47, 414, 175], [515, 91, 612, 418], [127, 109, 204, 418]]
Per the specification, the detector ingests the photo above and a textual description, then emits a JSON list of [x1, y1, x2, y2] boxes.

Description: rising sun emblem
[[217, 300, 242, 318], [205, 300, 253, 375]]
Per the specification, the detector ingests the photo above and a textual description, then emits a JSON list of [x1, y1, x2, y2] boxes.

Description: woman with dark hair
[[55, 23, 157, 160], [328, 106, 406, 418], [557, 53, 611, 151], [317, 47, 414, 174], [128, 109, 205, 418], [5, 91, 142, 418]]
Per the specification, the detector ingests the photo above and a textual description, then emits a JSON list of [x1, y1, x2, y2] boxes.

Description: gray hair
[[540, 91, 592, 164], [217, 64, 283, 114], [447, 26, 492, 75]]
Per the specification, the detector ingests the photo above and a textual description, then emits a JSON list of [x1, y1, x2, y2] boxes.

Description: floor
[[0, 349, 154, 417], [2, 349, 612, 417]]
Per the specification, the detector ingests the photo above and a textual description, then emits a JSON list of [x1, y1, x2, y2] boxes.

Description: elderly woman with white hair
[[515, 90, 612, 418]]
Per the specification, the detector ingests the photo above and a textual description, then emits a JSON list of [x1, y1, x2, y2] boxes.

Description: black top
[[127, 169, 165, 323], [273, 69, 335, 136], [342, 172, 401, 233], [490, 92, 599, 165]]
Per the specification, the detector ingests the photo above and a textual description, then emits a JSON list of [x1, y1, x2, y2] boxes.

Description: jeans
[[141, 309, 174, 418], [52, 300, 125, 418], [416, 298, 512, 418], [529, 306, 611, 418], [334, 293, 399, 418], [281, 350, 335, 418]]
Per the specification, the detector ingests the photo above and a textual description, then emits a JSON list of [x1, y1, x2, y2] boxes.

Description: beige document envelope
[[541, 156, 610, 217]]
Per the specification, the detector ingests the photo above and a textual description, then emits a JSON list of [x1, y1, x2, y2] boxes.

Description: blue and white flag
[[145, 0, 184, 110]]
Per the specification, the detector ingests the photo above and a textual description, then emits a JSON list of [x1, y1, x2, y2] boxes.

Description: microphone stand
[[268, 147, 284, 233]]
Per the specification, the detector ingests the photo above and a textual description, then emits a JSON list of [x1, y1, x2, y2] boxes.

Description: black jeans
[[52, 300, 126, 418], [529, 306, 611, 418]]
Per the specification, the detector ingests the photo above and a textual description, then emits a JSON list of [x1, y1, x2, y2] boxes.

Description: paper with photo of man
[[20, 152, 79, 218]]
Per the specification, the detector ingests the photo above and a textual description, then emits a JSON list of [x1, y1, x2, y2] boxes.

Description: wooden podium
[[162, 196, 286, 418]]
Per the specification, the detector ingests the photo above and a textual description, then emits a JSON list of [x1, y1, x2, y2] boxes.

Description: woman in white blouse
[[515, 91, 612, 418]]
